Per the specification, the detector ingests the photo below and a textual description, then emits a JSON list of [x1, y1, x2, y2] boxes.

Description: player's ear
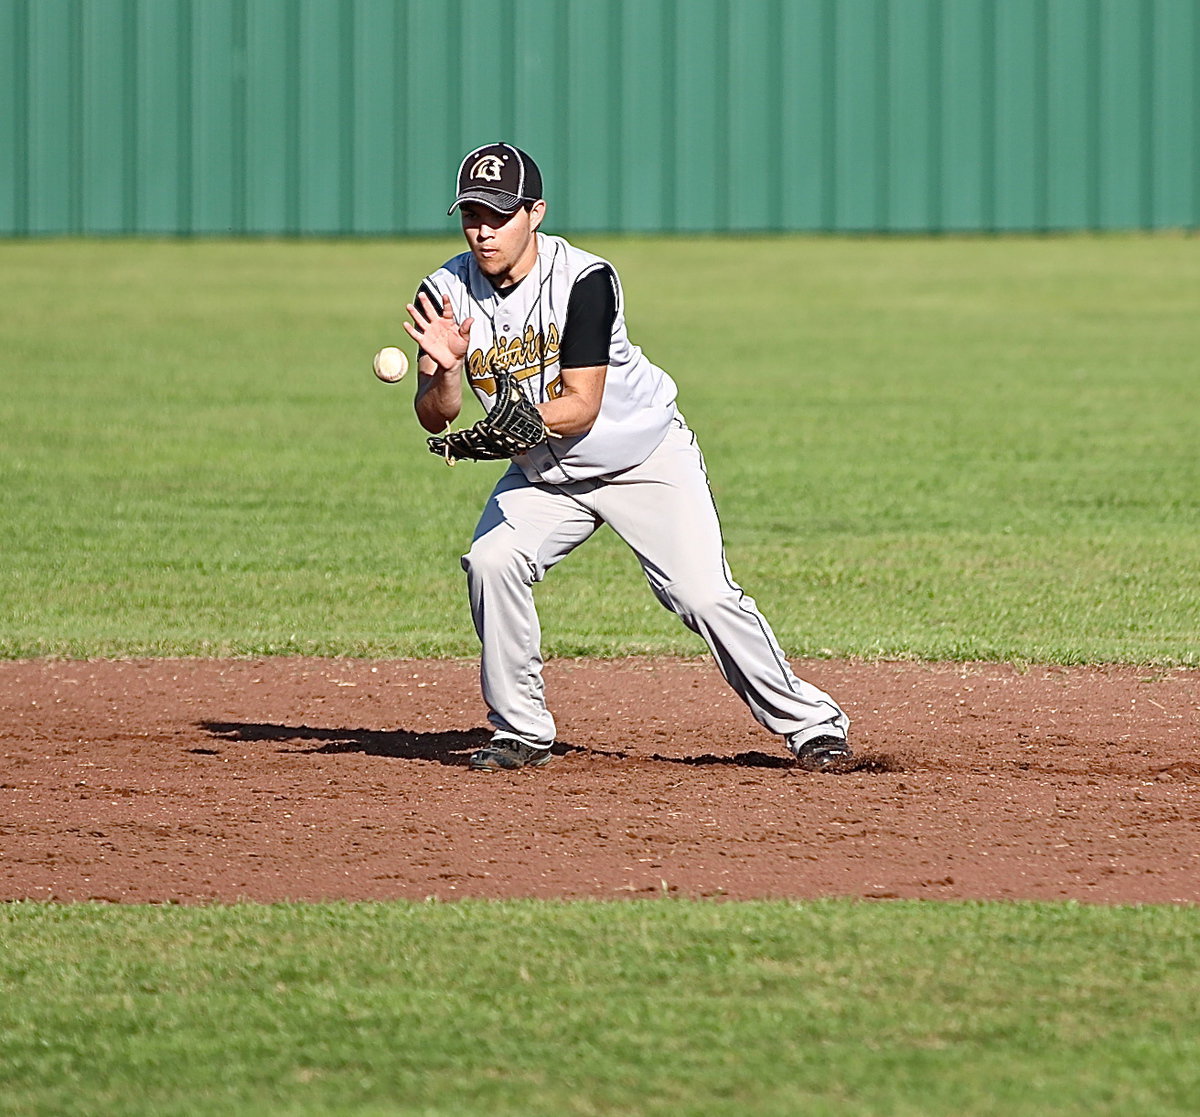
[[527, 199, 546, 232]]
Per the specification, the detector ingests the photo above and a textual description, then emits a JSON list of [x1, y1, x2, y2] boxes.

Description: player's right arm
[[405, 286, 473, 433], [536, 265, 617, 436]]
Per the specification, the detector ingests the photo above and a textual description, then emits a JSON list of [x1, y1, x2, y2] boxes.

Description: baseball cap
[[447, 143, 543, 216]]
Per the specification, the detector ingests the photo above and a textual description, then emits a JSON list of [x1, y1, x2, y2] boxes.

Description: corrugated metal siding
[[2, 0, 1197, 235]]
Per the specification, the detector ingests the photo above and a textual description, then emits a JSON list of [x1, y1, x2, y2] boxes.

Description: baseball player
[[403, 142, 851, 772]]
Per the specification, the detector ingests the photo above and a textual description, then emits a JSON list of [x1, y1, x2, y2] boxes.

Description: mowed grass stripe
[[2, 899, 1199, 1116], [1, 235, 1196, 661]]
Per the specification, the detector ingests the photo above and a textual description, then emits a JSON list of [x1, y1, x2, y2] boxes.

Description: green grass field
[[2, 235, 1199, 1114], [2, 235, 1197, 663], [4, 900, 1199, 1116]]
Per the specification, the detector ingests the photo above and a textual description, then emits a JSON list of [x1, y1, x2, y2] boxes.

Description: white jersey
[[421, 233, 679, 484]]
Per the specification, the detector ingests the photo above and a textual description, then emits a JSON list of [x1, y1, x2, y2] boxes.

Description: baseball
[[373, 346, 409, 383]]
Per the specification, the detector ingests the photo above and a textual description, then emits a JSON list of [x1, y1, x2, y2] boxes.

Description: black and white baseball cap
[[447, 143, 543, 216]]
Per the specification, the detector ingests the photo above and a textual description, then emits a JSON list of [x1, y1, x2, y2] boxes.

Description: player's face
[[459, 200, 545, 287]]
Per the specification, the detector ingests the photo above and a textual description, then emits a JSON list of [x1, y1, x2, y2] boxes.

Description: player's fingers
[[440, 294, 456, 319], [459, 316, 475, 339], [405, 301, 429, 328]]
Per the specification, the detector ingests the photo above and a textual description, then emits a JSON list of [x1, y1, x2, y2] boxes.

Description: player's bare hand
[[403, 292, 473, 373]]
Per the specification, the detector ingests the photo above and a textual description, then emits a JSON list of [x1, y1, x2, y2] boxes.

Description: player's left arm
[[535, 265, 617, 438], [537, 366, 606, 436]]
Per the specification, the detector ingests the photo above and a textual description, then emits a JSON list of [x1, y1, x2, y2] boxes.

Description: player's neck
[[489, 233, 541, 290]]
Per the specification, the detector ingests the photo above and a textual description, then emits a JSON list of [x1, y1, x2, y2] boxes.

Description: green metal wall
[[2, 0, 1197, 235]]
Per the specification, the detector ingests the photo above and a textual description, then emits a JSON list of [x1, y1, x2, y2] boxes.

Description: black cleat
[[469, 736, 554, 771], [790, 734, 853, 772]]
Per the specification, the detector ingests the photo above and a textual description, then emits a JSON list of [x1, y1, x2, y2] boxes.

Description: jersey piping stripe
[[684, 417, 812, 699]]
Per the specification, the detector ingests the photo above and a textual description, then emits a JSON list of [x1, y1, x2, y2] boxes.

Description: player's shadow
[[562, 743, 896, 772], [198, 721, 491, 767], [197, 723, 894, 773], [565, 743, 795, 768]]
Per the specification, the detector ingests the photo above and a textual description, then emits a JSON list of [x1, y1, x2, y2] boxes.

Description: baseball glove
[[428, 371, 550, 463]]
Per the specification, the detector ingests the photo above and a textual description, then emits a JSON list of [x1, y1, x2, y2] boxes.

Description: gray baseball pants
[[461, 419, 849, 749]]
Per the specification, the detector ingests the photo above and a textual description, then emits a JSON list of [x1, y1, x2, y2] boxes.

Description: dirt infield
[[2, 657, 1197, 905]]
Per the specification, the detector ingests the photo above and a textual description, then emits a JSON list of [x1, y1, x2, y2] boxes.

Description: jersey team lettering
[[467, 323, 562, 398]]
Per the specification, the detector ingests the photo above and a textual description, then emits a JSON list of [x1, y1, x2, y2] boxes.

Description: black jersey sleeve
[[559, 265, 617, 369], [413, 280, 440, 361]]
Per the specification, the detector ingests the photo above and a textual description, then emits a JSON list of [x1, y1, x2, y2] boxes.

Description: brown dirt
[[2, 657, 1198, 905]]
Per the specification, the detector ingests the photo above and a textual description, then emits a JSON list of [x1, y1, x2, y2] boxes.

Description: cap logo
[[469, 154, 506, 183]]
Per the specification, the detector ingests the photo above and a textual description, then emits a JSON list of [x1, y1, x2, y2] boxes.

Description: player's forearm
[[537, 366, 606, 437], [536, 397, 597, 437], [414, 363, 464, 432]]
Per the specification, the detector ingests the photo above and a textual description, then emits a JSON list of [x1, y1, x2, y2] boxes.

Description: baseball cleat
[[469, 735, 554, 771], [789, 734, 853, 772]]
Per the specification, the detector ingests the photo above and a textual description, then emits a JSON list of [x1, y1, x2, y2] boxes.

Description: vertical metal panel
[[993, 0, 1045, 231], [175, 0, 195, 233], [512, 0, 566, 186], [564, 1, 620, 231], [729, 0, 778, 231], [452, 0, 508, 164], [81, 0, 129, 232], [617, 0, 673, 232], [941, 0, 991, 231], [135, 0, 184, 233], [511, 0, 565, 213], [297, 1, 345, 234], [780, 0, 833, 230], [191, 0, 237, 233], [244, 0, 291, 235], [833, 0, 885, 230], [27, 0, 80, 234], [4, 0, 1199, 236], [1150, 0, 1196, 228], [886, 0, 939, 232], [350, 0, 399, 234], [403, 1, 460, 232], [1045, 0, 1095, 229], [0, 0, 27, 233], [458, 0, 509, 141], [1098, 0, 1150, 228], [673, 0, 727, 232]]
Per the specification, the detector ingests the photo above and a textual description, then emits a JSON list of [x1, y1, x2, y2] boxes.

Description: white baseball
[[372, 346, 409, 383]]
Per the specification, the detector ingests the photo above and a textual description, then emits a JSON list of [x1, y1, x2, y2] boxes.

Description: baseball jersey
[[419, 233, 679, 484]]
